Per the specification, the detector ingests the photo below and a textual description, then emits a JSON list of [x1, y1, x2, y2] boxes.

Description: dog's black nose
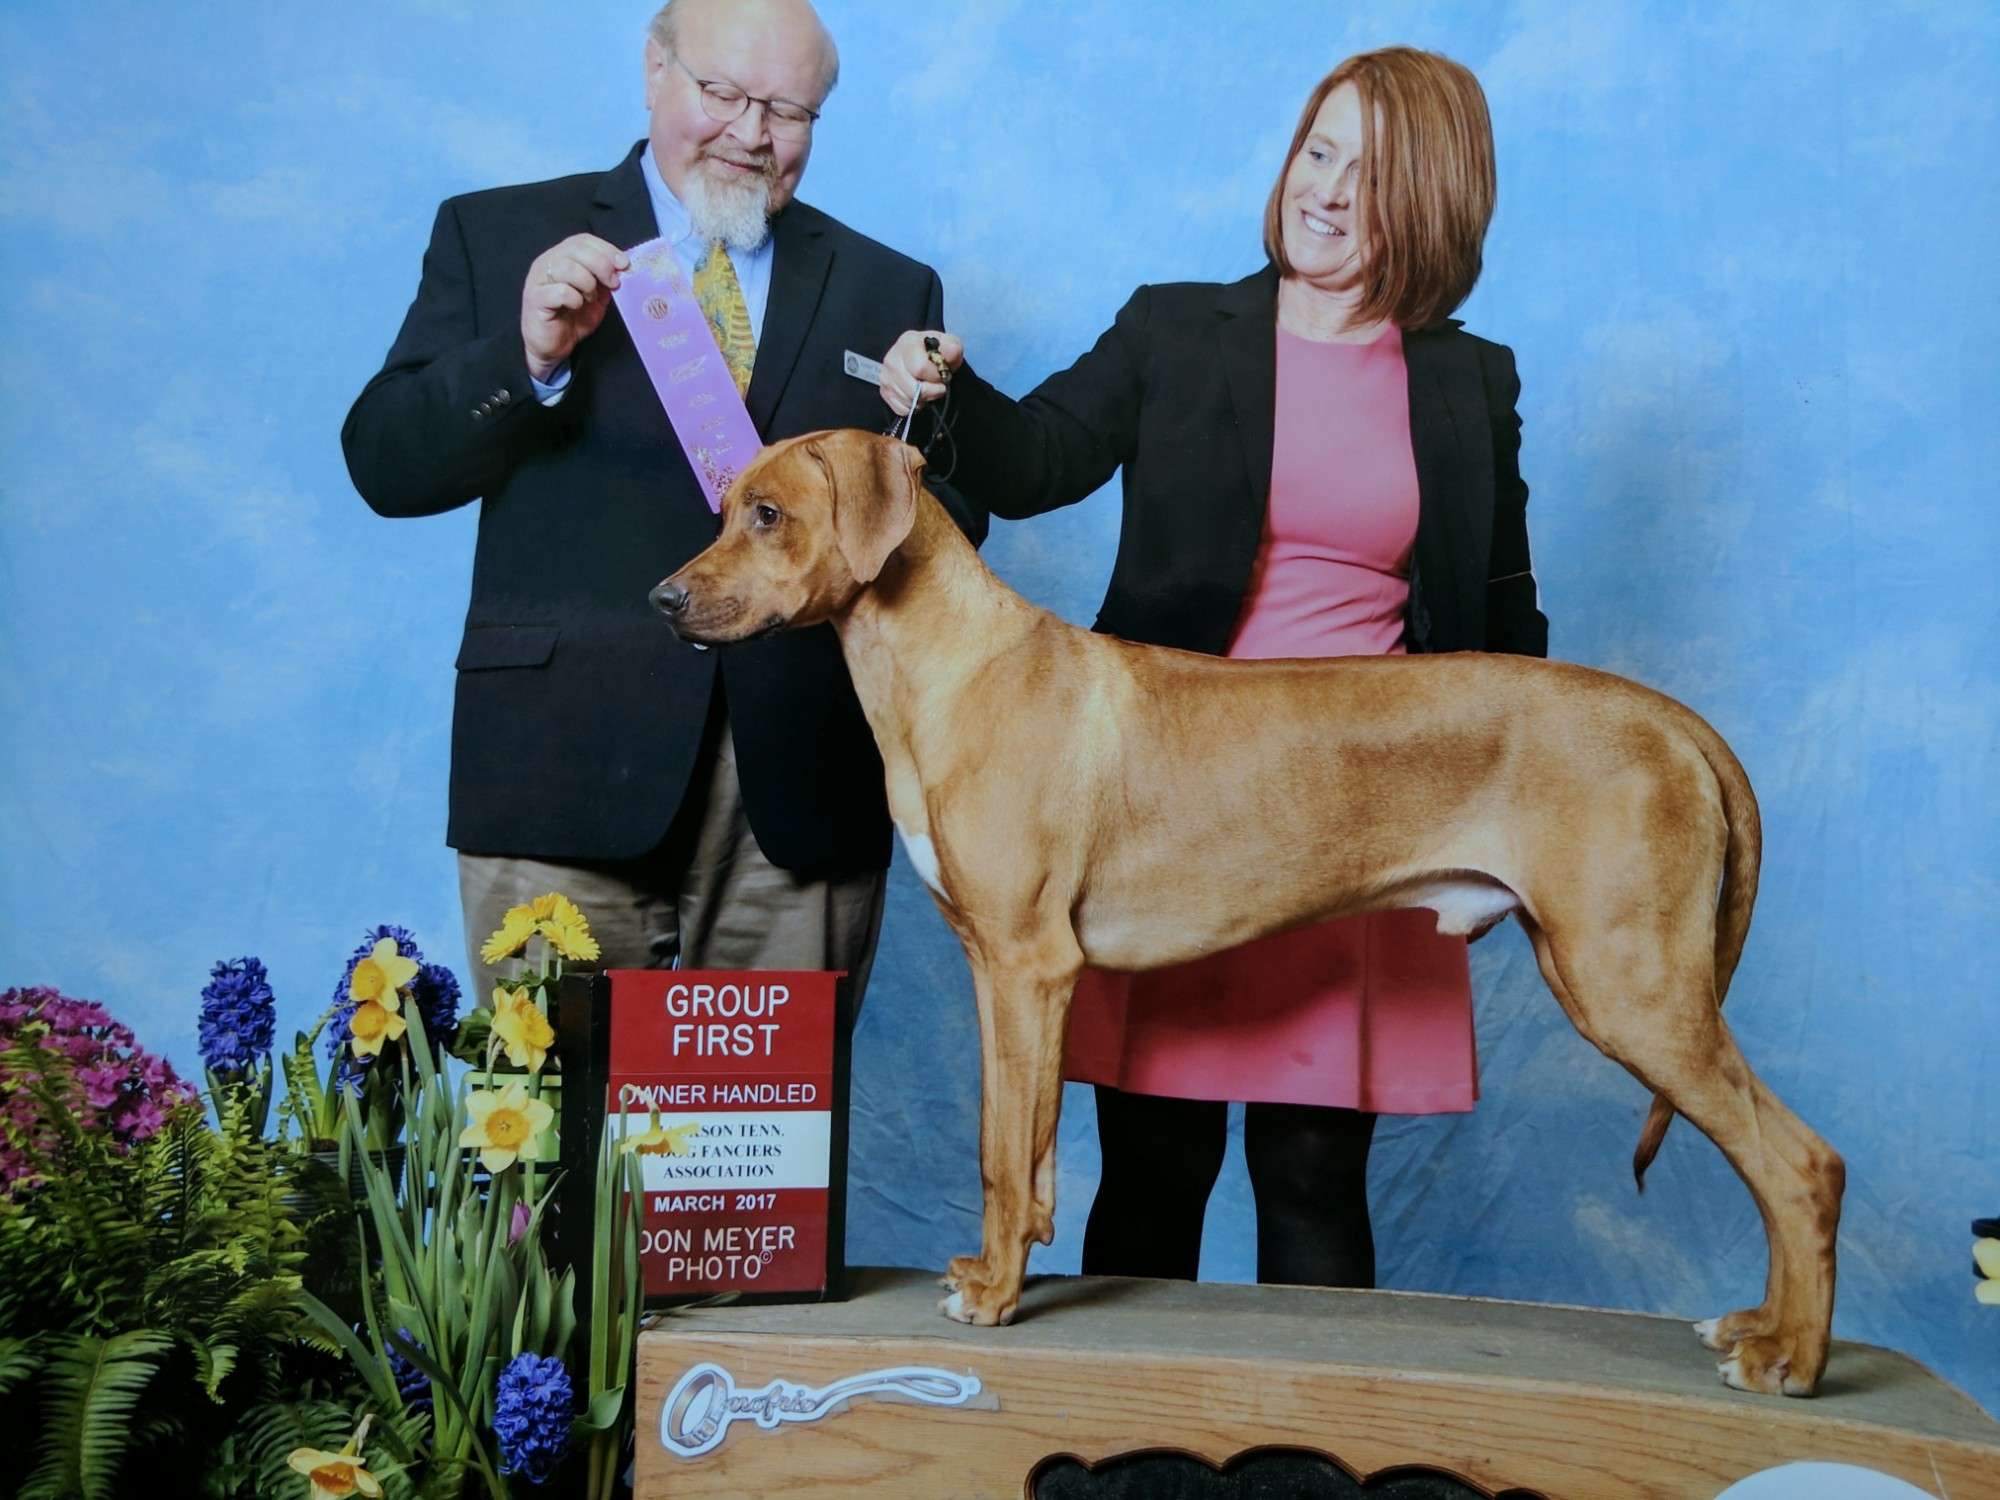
[[650, 580, 688, 616]]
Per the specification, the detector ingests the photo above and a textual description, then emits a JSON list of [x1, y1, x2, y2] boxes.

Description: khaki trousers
[[458, 709, 887, 1017]]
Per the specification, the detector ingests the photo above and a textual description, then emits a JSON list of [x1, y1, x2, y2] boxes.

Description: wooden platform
[[633, 1268, 2000, 1497]]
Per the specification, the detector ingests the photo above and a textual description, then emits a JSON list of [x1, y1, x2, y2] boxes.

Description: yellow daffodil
[[349, 938, 418, 1005], [460, 1080, 556, 1173], [289, 1416, 381, 1499], [531, 891, 601, 963], [491, 984, 555, 1072], [625, 1121, 701, 1157], [347, 997, 407, 1060]]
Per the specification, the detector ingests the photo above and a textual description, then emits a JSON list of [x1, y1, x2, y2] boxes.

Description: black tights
[[1080, 1085, 1378, 1288]]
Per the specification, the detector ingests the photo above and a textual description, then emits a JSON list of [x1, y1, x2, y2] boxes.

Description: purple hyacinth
[[410, 962, 461, 1046], [386, 1328, 433, 1419], [197, 957, 277, 1074], [493, 1351, 573, 1484]]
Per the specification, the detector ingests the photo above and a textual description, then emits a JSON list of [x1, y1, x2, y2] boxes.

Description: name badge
[[841, 350, 884, 385]]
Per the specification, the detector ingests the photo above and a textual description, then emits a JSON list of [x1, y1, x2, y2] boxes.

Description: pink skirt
[[1063, 908, 1478, 1113]]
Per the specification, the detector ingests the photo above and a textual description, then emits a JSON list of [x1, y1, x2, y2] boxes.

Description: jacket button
[[495, 389, 512, 405], [471, 408, 484, 419]]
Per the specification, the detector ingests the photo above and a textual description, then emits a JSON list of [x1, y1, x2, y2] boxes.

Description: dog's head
[[650, 429, 926, 645]]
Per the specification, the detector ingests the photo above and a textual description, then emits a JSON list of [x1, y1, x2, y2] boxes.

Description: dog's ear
[[818, 431, 922, 585]]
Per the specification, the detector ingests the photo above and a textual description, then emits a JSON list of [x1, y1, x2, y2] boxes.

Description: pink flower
[[509, 1200, 534, 1246], [117, 1097, 167, 1141], [76, 1064, 128, 1111]]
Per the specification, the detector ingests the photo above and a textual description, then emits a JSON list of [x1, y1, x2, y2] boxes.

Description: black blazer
[[948, 265, 1546, 660], [343, 142, 986, 871]]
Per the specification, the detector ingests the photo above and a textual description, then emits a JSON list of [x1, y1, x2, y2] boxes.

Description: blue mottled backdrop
[[3, 1, 1994, 1414]]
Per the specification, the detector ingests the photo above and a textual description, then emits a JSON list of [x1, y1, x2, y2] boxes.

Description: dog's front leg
[[940, 932, 1080, 1327]]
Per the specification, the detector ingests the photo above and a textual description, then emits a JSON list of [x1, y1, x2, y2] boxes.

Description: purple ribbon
[[610, 237, 763, 513]]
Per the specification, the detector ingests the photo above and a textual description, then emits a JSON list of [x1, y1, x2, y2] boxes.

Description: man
[[342, 0, 983, 1000]]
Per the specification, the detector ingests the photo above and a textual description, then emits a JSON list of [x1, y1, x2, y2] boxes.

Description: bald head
[[649, 0, 840, 103]]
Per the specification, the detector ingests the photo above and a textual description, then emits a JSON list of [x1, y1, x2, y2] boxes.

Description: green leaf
[[20, 1329, 171, 1500], [0, 1335, 41, 1397], [182, 1333, 238, 1401], [579, 1383, 628, 1433]]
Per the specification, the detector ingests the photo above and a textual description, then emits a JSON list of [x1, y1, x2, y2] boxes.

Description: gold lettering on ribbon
[[669, 355, 710, 385], [690, 392, 717, 409], [644, 295, 674, 320], [656, 331, 690, 351]]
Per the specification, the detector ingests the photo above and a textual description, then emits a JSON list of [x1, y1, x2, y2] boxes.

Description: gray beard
[[684, 163, 773, 253]]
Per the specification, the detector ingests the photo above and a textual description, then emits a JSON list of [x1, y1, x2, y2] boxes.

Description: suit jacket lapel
[[1216, 266, 1280, 521], [1404, 324, 1492, 650], [747, 206, 831, 432], [588, 142, 662, 263]]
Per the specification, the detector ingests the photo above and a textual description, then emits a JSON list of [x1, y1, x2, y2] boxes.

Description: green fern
[[19, 1329, 173, 1500]]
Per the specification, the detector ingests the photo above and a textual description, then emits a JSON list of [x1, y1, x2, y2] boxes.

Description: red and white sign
[[606, 970, 838, 1298]]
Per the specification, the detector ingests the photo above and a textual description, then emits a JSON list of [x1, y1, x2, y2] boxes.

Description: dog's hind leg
[[1521, 915, 1843, 1396], [939, 924, 1083, 1327]]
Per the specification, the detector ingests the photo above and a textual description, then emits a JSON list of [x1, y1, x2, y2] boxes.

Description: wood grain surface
[[632, 1269, 2000, 1498]]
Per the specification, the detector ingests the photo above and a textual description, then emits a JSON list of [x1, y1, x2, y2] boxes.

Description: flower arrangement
[[303, 947, 576, 1493], [4, 892, 644, 1498], [1, 985, 196, 1197], [0, 987, 415, 1499]]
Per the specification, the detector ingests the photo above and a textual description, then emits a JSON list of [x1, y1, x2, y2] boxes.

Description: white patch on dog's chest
[[894, 822, 947, 897], [1403, 877, 1521, 937]]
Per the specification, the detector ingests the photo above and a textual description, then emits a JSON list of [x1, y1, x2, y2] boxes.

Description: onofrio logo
[[660, 1360, 983, 1459]]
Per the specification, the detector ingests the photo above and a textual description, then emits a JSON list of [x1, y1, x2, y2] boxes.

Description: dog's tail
[[1633, 707, 1763, 1191]]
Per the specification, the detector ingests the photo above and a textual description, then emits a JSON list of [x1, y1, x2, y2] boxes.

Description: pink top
[[1063, 321, 1478, 1113], [1229, 323, 1418, 659]]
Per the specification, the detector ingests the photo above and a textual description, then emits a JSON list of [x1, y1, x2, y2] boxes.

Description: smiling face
[[1279, 81, 1369, 294], [642, 0, 832, 228]]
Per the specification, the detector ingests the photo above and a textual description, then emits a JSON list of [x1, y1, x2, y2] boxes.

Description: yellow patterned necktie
[[692, 240, 757, 397]]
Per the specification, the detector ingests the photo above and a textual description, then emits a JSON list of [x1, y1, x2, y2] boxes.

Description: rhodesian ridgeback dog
[[650, 429, 1844, 1396]]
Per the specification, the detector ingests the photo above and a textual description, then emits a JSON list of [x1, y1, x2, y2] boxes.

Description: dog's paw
[[1716, 1334, 1817, 1397], [1693, 1307, 1770, 1353], [934, 1265, 1018, 1327], [939, 1254, 981, 1292]]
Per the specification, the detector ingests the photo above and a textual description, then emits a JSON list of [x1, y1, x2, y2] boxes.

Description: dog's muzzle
[[650, 579, 711, 649], [650, 579, 689, 619]]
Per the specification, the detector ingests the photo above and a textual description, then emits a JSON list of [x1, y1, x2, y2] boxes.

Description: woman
[[879, 47, 1547, 1289]]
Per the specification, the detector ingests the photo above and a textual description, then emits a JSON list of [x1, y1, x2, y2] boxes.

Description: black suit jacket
[[948, 265, 1546, 660], [343, 142, 986, 870]]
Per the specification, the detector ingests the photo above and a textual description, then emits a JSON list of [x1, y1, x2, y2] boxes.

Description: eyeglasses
[[673, 55, 819, 141]]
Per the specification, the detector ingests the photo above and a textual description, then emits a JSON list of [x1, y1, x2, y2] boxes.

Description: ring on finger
[[925, 351, 952, 384]]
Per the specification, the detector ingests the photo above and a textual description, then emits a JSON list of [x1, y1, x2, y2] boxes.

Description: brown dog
[[651, 429, 1844, 1396]]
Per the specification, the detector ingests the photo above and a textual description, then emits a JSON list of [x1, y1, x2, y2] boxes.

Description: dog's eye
[[752, 503, 781, 529]]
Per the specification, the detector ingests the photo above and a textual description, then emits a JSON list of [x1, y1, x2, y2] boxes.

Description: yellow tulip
[[347, 998, 408, 1060], [349, 938, 418, 1005], [624, 1121, 701, 1157], [491, 985, 555, 1072], [1976, 1237, 2000, 1305], [461, 1080, 556, 1173]]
